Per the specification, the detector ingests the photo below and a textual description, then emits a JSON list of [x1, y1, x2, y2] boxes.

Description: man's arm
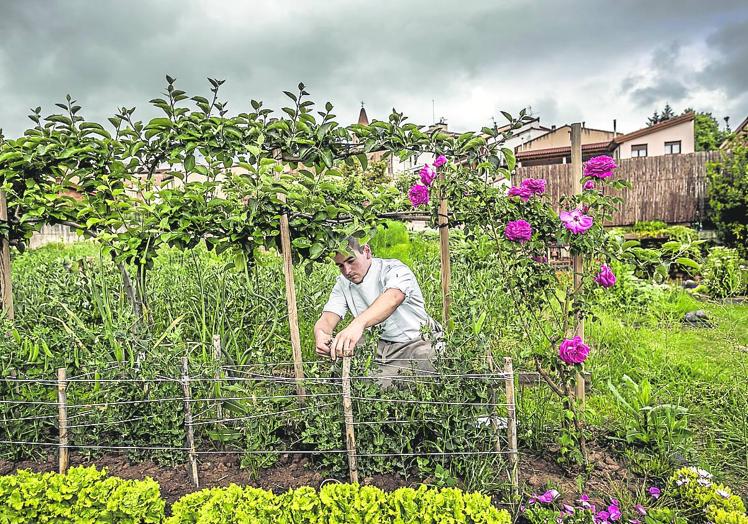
[[329, 288, 405, 360], [314, 312, 341, 358]]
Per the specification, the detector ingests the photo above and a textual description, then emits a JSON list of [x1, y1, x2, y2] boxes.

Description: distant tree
[[647, 103, 676, 127], [646, 110, 660, 127], [693, 112, 729, 151]]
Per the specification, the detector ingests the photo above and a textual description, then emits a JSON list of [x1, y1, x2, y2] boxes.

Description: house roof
[[357, 107, 369, 125], [612, 111, 695, 145], [516, 141, 610, 160], [516, 124, 614, 150]]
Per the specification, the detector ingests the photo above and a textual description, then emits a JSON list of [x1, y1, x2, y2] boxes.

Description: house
[[610, 111, 694, 159], [491, 117, 551, 160], [515, 124, 616, 167]]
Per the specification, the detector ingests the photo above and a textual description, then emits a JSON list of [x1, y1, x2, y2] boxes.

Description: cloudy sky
[[1, 0, 746, 138]]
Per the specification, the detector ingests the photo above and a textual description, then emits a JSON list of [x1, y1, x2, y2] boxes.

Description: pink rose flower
[[583, 179, 596, 191], [583, 155, 617, 179], [508, 185, 533, 201], [408, 184, 430, 207], [504, 220, 532, 243], [521, 178, 546, 195], [594, 264, 616, 288], [434, 154, 447, 167], [560, 209, 593, 234], [559, 336, 590, 365], [419, 164, 436, 186]]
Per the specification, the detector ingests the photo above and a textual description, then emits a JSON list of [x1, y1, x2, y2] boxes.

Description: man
[[314, 238, 441, 386]]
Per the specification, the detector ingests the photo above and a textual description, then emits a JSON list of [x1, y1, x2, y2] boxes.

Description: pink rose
[[559, 209, 593, 234], [504, 220, 533, 243], [583, 180, 596, 191], [594, 264, 616, 288], [408, 184, 429, 207], [520, 178, 546, 195], [508, 185, 533, 201], [419, 164, 436, 185], [434, 154, 447, 167], [559, 336, 590, 365], [583, 155, 617, 179]]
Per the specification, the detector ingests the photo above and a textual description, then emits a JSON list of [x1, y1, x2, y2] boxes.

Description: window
[[631, 144, 648, 157], [665, 140, 681, 154]]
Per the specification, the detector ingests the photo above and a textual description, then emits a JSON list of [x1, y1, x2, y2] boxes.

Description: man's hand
[[315, 329, 333, 358], [330, 319, 365, 361]]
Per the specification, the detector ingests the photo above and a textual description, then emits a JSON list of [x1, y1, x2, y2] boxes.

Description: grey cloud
[[1, 0, 748, 137]]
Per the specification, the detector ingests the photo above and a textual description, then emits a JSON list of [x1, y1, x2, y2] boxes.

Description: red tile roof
[[516, 141, 610, 160], [611, 112, 694, 145]]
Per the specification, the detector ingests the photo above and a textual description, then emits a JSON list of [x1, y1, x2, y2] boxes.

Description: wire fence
[[0, 356, 523, 491]]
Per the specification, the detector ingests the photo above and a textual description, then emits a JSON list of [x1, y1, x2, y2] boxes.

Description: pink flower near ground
[[583, 179, 596, 191], [584, 155, 617, 179], [419, 164, 436, 185], [520, 178, 546, 195], [634, 504, 647, 516], [648, 487, 661, 499], [508, 185, 533, 201], [408, 184, 430, 207], [504, 220, 533, 243], [594, 264, 616, 288], [559, 336, 590, 365], [434, 154, 447, 167], [535, 489, 559, 504], [559, 209, 593, 234]]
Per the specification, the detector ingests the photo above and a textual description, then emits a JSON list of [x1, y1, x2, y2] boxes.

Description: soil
[[1, 445, 636, 508]]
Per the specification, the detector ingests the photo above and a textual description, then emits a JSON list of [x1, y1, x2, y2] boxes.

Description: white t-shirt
[[322, 258, 439, 343]]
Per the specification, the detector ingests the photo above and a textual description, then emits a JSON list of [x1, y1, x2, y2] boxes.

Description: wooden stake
[[212, 334, 223, 422], [181, 357, 199, 488], [0, 190, 14, 321], [341, 356, 359, 484], [437, 173, 451, 326], [57, 368, 68, 474], [504, 357, 519, 495], [570, 123, 586, 408], [274, 158, 307, 402]]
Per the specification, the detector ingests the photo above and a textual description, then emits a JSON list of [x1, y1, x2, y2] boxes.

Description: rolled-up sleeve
[[322, 279, 349, 318], [381, 262, 416, 301]]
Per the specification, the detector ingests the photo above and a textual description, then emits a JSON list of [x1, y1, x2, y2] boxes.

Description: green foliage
[[0, 466, 164, 524], [668, 467, 747, 523], [167, 483, 511, 523], [707, 146, 748, 258], [694, 112, 729, 152], [701, 247, 747, 298], [369, 220, 413, 266]]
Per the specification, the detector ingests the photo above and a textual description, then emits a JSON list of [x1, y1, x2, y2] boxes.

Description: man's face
[[333, 245, 372, 284]]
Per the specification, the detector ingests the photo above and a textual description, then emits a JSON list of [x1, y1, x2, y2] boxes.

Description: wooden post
[[504, 357, 519, 495], [437, 172, 451, 326], [274, 158, 307, 402], [341, 356, 359, 484], [212, 334, 223, 422], [570, 123, 586, 407], [57, 368, 69, 474], [486, 351, 502, 453], [0, 190, 14, 321], [181, 357, 200, 488]]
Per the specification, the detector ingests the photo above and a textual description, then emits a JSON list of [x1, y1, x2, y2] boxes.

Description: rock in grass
[[682, 279, 698, 289], [683, 310, 710, 325]]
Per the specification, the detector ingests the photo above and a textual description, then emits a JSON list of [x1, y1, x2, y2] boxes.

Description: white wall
[[617, 119, 694, 159]]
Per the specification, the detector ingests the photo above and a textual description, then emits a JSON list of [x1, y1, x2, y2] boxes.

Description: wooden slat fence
[[514, 151, 722, 226]]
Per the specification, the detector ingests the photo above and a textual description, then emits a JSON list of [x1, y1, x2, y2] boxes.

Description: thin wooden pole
[[486, 351, 502, 453], [212, 334, 223, 422], [504, 357, 519, 495], [0, 190, 14, 321], [342, 356, 359, 484], [570, 123, 586, 407], [181, 356, 199, 488], [438, 172, 451, 326], [57, 368, 69, 474], [274, 157, 307, 402]]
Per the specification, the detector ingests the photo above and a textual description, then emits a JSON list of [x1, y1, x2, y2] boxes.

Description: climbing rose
[[520, 178, 546, 195], [504, 220, 532, 243], [508, 185, 533, 201], [594, 264, 616, 288], [419, 164, 436, 185], [408, 184, 429, 207], [559, 336, 590, 365], [434, 154, 447, 167], [583, 179, 596, 191], [584, 155, 617, 179], [560, 209, 593, 234]]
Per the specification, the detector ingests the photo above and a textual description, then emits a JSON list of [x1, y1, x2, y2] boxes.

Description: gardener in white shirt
[[314, 237, 442, 386]]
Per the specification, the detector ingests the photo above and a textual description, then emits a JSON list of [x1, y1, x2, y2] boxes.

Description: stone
[[682, 279, 698, 289]]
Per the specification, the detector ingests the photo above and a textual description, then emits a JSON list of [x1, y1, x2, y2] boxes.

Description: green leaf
[[676, 257, 701, 270], [183, 155, 195, 171]]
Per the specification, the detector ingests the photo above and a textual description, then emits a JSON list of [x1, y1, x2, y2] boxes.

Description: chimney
[[551, 125, 556, 131], [613, 119, 617, 138], [582, 121, 586, 128]]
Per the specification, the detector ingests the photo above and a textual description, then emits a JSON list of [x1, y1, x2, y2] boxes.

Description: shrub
[[701, 247, 747, 298], [369, 220, 413, 267], [707, 145, 748, 258], [167, 483, 511, 523], [0, 466, 164, 524], [669, 467, 747, 523]]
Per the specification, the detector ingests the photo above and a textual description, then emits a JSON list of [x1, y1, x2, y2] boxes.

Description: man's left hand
[[330, 320, 365, 361]]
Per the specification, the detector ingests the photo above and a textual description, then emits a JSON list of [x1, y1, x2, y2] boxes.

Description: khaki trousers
[[371, 337, 437, 388]]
